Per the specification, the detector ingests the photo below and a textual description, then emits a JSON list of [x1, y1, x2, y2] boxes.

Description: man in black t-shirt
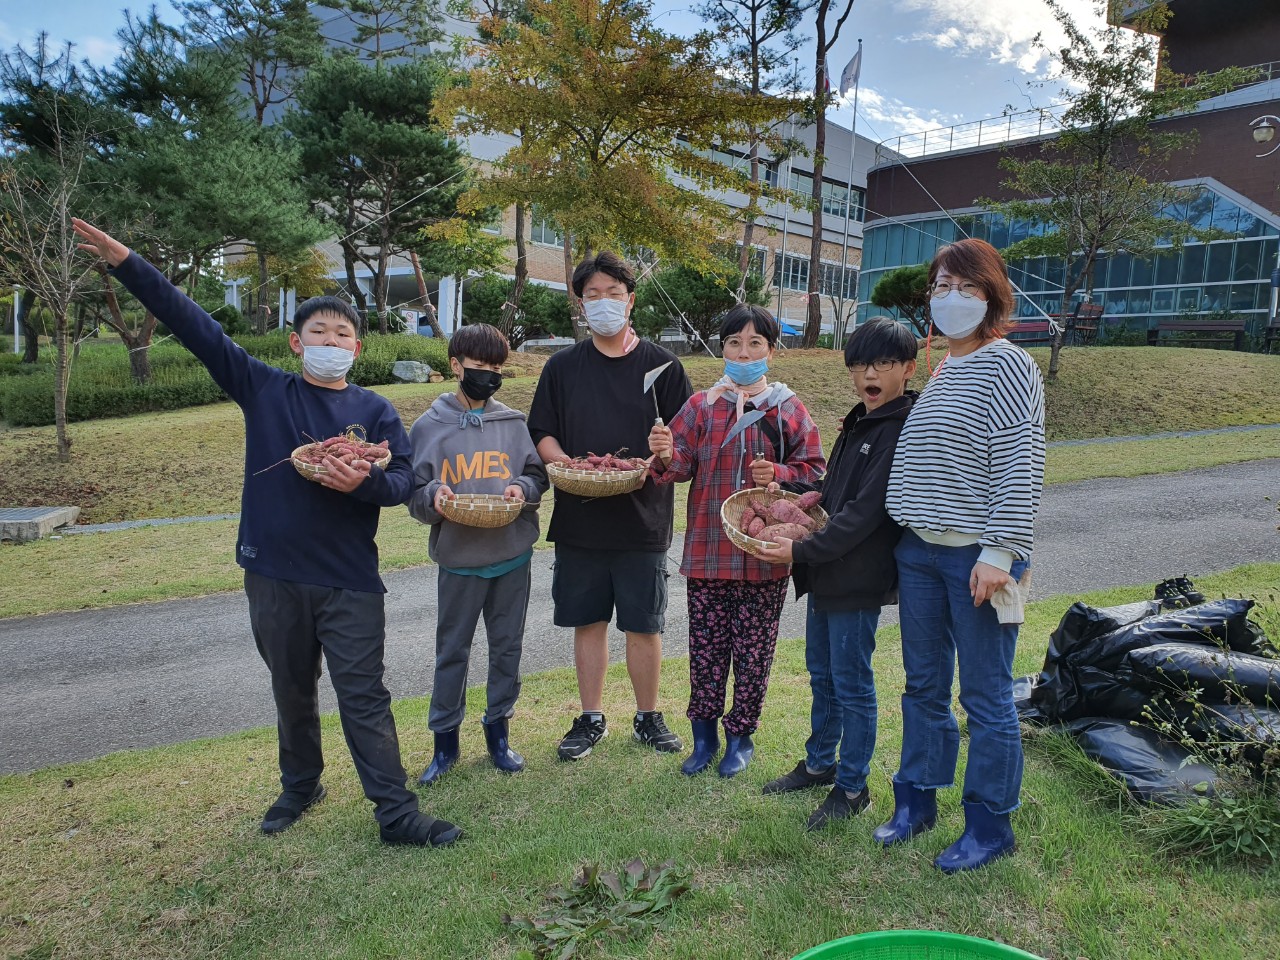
[[527, 252, 694, 761]]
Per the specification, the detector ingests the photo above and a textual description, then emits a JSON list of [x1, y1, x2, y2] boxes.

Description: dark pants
[[244, 571, 418, 826], [429, 562, 531, 732]]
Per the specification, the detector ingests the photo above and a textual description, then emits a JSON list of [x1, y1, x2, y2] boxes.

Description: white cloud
[[896, 0, 1106, 76], [847, 86, 966, 140]]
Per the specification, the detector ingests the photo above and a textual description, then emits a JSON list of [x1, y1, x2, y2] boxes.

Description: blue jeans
[[804, 598, 880, 794], [894, 531, 1029, 815]]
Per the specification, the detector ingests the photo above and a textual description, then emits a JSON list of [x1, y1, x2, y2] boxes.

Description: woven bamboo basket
[[290, 442, 392, 483], [720, 488, 829, 562], [546, 461, 648, 498], [438, 493, 524, 529]]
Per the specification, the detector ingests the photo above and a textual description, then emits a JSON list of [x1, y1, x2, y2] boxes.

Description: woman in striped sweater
[[877, 238, 1046, 873]]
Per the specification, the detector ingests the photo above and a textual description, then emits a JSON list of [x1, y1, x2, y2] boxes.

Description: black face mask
[[460, 367, 503, 403]]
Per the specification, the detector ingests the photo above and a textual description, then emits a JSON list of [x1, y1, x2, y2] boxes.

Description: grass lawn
[[2, 346, 1279, 620], [2, 565, 1278, 960]]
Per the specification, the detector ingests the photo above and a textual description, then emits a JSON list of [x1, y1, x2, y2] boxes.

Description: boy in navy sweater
[[73, 219, 461, 848]]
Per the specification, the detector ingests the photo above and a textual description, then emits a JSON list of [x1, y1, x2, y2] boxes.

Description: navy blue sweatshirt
[[111, 253, 413, 593]]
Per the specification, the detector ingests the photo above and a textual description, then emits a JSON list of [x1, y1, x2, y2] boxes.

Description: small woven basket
[[290, 442, 392, 483], [438, 493, 524, 529], [546, 461, 648, 498], [720, 488, 829, 562]]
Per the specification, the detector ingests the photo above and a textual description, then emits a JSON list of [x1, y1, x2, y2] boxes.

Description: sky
[[0, 0, 1112, 144]]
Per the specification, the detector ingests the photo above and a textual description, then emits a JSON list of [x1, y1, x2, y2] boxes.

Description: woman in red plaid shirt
[[649, 305, 825, 778]]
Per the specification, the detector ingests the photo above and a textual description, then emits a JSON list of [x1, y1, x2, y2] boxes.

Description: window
[[818, 261, 857, 299], [1179, 246, 1206, 285], [773, 252, 810, 291], [735, 243, 767, 278], [1206, 244, 1233, 283], [530, 217, 563, 248]]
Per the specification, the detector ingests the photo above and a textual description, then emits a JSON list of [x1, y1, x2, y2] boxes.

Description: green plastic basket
[[792, 930, 1045, 960]]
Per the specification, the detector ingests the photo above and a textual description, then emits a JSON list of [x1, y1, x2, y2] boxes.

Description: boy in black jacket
[[757, 318, 918, 831]]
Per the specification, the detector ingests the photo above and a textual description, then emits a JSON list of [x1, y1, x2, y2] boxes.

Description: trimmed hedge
[[0, 333, 450, 426]]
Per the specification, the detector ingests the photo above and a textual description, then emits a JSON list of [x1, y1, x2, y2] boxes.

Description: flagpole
[[835, 38, 862, 351], [776, 59, 799, 324]]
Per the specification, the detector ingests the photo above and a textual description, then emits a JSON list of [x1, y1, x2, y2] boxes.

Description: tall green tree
[[96, 10, 322, 378], [178, 0, 326, 323], [289, 54, 469, 333], [868, 262, 929, 337], [981, 0, 1254, 379], [695, 0, 812, 297], [801, 0, 856, 349], [633, 259, 767, 348], [319, 0, 446, 61], [439, 0, 792, 339]]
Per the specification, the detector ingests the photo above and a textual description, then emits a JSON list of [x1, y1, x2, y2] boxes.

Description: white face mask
[[302, 344, 355, 382], [583, 297, 630, 337], [929, 291, 988, 340]]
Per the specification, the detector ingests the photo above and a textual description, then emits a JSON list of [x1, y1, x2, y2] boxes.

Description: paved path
[[3, 459, 1278, 774]]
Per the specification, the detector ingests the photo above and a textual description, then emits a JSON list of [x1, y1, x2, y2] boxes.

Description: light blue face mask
[[723, 357, 769, 386]]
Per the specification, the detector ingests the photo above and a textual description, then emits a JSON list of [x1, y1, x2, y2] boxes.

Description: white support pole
[[438, 276, 458, 335], [277, 288, 286, 331], [11, 285, 20, 355], [777, 116, 796, 321], [284, 288, 297, 326]]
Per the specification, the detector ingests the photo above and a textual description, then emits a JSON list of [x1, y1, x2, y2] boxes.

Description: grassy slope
[[1, 566, 1278, 960], [3, 348, 1280, 620]]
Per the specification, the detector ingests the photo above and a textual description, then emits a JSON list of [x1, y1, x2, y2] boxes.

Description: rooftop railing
[[873, 107, 1063, 166]]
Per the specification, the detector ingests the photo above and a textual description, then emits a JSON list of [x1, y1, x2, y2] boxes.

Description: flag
[[823, 64, 832, 95], [839, 48, 862, 99]]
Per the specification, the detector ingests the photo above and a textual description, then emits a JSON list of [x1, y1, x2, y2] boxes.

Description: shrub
[[351, 334, 449, 385], [0, 365, 226, 426], [210, 304, 249, 335]]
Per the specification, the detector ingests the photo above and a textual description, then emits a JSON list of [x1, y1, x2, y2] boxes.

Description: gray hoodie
[[407, 392, 548, 569]]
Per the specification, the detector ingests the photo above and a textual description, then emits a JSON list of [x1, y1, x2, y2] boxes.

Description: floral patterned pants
[[686, 576, 790, 736]]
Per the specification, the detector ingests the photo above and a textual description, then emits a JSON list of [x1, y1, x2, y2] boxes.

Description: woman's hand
[[755, 536, 794, 564], [970, 561, 1012, 607], [648, 423, 673, 463], [72, 218, 130, 267], [750, 457, 776, 487]]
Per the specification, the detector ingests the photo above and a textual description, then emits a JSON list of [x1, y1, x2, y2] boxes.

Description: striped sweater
[[886, 339, 1046, 570]]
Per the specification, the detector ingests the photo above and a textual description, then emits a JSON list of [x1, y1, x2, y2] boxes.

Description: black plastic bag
[[1120, 642, 1280, 708], [1070, 599, 1258, 672], [1064, 717, 1218, 805], [1030, 599, 1164, 721]]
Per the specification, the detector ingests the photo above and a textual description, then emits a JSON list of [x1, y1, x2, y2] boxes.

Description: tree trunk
[[738, 133, 760, 300], [501, 202, 530, 332], [255, 248, 270, 335], [72, 302, 87, 361], [20, 290, 39, 364], [53, 307, 71, 462], [374, 246, 390, 335], [408, 250, 445, 338], [564, 231, 586, 341], [341, 242, 368, 334]]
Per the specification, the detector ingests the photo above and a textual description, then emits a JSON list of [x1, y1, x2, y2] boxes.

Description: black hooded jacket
[[787, 391, 916, 611]]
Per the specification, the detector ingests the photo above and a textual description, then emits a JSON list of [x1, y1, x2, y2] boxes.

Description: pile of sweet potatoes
[[563, 452, 646, 471], [294, 435, 390, 466], [739, 490, 821, 542]]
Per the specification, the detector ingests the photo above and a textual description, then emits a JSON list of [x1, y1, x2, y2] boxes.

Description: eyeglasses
[[930, 281, 983, 299], [849, 359, 902, 372]]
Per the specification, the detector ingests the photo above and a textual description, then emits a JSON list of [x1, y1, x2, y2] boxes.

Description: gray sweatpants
[[429, 562, 531, 732], [244, 571, 418, 827]]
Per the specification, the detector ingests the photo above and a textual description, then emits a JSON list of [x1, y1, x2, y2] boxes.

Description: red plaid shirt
[[652, 388, 825, 581]]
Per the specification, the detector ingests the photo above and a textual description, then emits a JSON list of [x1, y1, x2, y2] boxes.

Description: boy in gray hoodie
[[407, 324, 548, 783]]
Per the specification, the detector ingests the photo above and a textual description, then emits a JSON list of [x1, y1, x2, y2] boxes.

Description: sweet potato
[[740, 504, 758, 527], [758, 522, 809, 542], [768, 499, 815, 529], [795, 490, 822, 511], [746, 516, 767, 538]]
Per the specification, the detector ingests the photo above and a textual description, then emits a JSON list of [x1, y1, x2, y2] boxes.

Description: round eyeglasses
[[930, 281, 983, 299]]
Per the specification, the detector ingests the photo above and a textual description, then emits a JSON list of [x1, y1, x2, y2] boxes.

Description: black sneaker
[[379, 810, 463, 848], [558, 713, 608, 761], [260, 783, 326, 835], [762, 759, 837, 795], [805, 786, 871, 832], [1173, 575, 1206, 605], [633, 712, 683, 753]]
